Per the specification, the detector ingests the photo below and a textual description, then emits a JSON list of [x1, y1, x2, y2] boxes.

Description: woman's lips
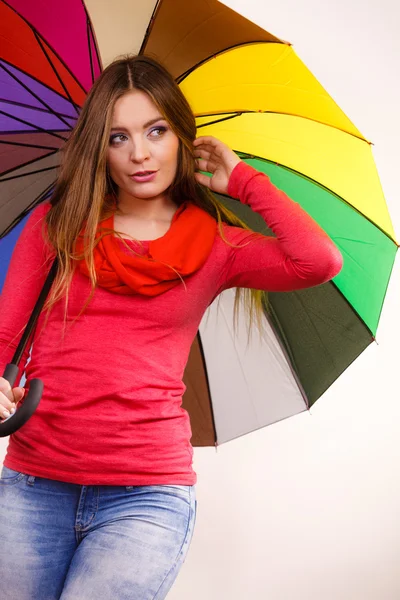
[[130, 171, 157, 183]]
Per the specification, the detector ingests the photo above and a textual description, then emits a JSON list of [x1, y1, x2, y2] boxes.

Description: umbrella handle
[[0, 364, 43, 437]]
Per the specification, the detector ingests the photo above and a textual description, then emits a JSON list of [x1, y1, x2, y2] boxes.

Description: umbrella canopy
[[0, 0, 397, 445]]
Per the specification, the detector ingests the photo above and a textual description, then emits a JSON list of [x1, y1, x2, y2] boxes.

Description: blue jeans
[[0, 466, 196, 599]]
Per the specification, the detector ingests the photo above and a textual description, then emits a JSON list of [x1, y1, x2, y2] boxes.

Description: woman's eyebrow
[[110, 117, 167, 132]]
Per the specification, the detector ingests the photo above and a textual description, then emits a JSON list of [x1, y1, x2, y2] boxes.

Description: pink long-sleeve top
[[0, 162, 343, 485]]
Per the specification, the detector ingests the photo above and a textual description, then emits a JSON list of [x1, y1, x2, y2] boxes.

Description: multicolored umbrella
[[0, 0, 397, 444]]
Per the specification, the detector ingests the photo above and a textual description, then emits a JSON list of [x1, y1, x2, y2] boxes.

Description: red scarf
[[76, 201, 217, 296]]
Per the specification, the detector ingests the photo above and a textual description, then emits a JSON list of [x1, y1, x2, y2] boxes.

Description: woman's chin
[[119, 184, 169, 202]]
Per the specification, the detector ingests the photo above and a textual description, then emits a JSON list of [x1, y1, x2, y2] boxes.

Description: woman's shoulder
[[23, 201, 52, 235], [18, 202, 54, 258], [30, 201, 51, 220]]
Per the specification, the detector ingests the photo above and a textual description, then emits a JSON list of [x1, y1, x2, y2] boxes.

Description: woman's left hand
[[193, 136, 241, 195]]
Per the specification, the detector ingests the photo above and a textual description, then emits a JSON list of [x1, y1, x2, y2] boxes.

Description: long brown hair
[[45, 55, 268, 334]]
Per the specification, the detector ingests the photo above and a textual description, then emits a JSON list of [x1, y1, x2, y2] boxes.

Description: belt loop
[[27, 475, 35, 486]]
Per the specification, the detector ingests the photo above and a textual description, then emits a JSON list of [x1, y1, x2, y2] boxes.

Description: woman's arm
[[217, 161, 343, 292], [0, 202, 53, 384], [194, 135, 343, 293]]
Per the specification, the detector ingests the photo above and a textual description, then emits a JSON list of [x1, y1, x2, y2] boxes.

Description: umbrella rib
[[0, 148, 59, 179], [235, 152, 398, 247], [0, 110, 69, 141], [86, 15, 95, 85], [0, 57, 80, 115], [0, 181, 54, 239], [197, 113, 243, 128], [176, 40, 286, 84], [0, 97, 75, 121], [196, 109, 368, 143], [0, 139, 59, 151], [261, 301, 310, 409], [2, 0, 87, 103], [32, 30, 81, 118], [327, 278, 375, 339], [82, 2, 103, 76], [265, 280, 377, 410], [0, 164, 58, 183], [139, 0, 163, 55], [0, 62, 74, 129]]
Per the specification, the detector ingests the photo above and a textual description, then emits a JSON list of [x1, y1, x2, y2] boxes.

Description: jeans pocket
[[0, 465, 26, 484], [160, 485, 195, 507]]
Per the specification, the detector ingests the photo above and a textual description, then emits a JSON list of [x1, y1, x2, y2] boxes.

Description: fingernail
[[10, 407, 16, 414], [2, 409, 10, 418]]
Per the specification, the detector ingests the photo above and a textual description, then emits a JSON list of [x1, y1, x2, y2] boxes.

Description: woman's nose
[[130, 138, 150, 163]]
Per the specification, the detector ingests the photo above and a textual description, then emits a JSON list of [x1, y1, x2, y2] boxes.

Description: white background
[[1, 1, 399, 598]]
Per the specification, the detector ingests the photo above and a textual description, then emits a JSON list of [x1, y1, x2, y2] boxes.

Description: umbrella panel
[[142, 0, 281, 79], [181, 43, 363, 138], [182, 333, 216, 447]]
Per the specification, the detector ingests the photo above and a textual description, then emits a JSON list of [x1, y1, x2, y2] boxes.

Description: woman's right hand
[[0, 377, 25, 421]]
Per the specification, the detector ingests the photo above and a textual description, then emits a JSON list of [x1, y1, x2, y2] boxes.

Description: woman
[[0, 56, 343, 599]]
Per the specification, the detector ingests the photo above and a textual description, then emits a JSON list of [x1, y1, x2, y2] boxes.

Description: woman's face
[[106, 90, 180, 203]]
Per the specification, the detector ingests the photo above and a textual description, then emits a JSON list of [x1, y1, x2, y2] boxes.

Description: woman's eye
[[109, 134, 127, 145], [149, 126, 167, 138]]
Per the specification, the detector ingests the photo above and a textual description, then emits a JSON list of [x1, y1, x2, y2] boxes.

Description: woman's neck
[[113, 190, 180, 241], [115, 190, 178, 221]]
